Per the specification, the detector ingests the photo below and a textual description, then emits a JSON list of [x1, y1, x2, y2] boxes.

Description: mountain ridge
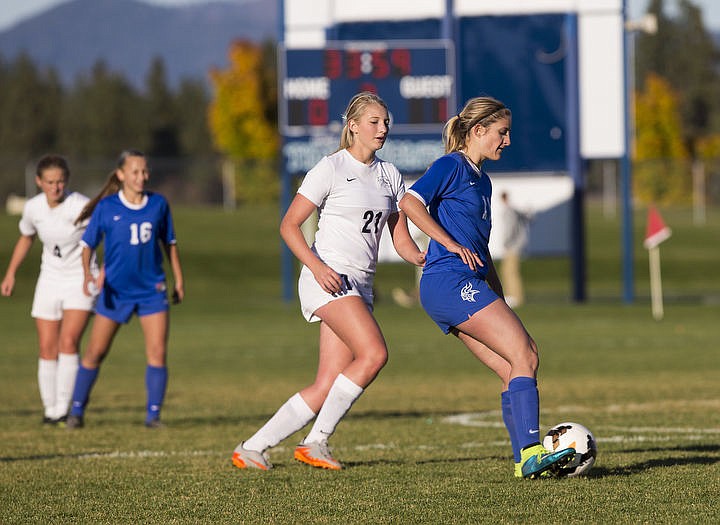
[[0, 0, 278, 90]]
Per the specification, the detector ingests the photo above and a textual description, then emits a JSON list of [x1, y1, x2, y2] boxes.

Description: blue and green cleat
[[520, 444, 576, 479]]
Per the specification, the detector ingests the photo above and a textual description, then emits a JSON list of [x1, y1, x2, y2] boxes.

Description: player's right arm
[[399, 192, 483, 272], [81, 245, 99, 297], [280, 193, 343, 295], [1, 235, 35, 296]]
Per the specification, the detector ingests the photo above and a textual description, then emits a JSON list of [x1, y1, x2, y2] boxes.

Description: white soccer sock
[[242, 393, 316, 453], [54, 353, 79, 419], [38, 358, 57, 418], [303, 374, 363, 444]]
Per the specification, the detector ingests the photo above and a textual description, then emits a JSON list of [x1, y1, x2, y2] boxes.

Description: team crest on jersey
[[460, 282, 481, 302], [376, 166, 392, 190]]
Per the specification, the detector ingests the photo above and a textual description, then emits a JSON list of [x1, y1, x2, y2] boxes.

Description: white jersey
[[298, 148, 405, 275], [19, 192, 92, 281]]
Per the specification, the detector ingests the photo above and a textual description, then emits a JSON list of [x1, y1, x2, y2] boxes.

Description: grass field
[[1, 202, 719, 523]]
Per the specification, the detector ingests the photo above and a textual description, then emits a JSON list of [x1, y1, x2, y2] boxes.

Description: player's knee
[[58, 335, 80, 354], [359, 346, 388, 376]]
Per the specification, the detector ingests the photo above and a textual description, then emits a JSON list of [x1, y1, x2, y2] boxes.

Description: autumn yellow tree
[[209, 40, 279, 203], [633, 72, 690, 204]]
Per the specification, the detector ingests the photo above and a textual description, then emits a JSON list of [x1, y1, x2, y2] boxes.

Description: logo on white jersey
[[460, 282, 481, 302], [376, 166, 391, 189]]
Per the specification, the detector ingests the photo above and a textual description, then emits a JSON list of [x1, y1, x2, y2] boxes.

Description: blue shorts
[[95, 289, 169, 324], [419, 272, 500, 334]]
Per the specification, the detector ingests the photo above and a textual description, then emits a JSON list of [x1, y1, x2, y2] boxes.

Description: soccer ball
[[543, 422, 597, 477]]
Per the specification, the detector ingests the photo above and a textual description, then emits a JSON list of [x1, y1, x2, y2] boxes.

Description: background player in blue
[[399, 97, 575, 479], [231, 92, 425, 471], [66, 150, 184, 429]]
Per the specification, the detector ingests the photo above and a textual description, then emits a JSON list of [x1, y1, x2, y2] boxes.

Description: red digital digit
[[359, 82, 377, 94], [324, 49, 342, 79], [390, 48, 411, 76], [436, 98, 448, 122], [308, 99, 328, 126], [345, 51, 362, 79], [371, 51, 390, 79]]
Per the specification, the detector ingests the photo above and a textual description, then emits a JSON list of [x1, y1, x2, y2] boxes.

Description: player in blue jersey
[[399, 97, 575, 479], [65, 150, 184, 429]]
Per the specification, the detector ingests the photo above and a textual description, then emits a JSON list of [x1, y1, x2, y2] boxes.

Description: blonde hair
[[76, 149, 146, 224], [443, 97, 511, 154], [338, 92, 389, 151]]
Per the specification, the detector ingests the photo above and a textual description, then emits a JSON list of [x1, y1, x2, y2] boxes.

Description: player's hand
[[1, 276, 15, 296], [446, 242, 483, 271], [311, 263, 344, 295], [83, 274, 99, 297], [172, 285, 184, 304], [414, 251, 427, 267]]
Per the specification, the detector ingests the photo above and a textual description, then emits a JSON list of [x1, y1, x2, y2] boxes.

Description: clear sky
[[0, 0, 719, 32]]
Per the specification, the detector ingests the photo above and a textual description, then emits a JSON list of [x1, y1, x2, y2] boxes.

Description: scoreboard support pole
[[278, 0, 295, 303], [565, 14, 587, 302]]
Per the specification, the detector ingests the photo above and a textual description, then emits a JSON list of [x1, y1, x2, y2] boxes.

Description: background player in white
[[399, 97, 575, 479], [65, 149, 184, 429], [1, 154, 97, 424], [232, 92, 425, 470]]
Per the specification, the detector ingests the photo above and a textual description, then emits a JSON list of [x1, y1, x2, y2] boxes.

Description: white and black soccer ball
[[543, 422, 597, 477]]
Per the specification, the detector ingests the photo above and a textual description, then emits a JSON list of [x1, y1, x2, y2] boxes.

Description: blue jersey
[[82, 191, 176, 300], [408, 152, 492, 279]]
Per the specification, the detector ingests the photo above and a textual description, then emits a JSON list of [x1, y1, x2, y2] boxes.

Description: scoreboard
[[279, 41, 455, 137]]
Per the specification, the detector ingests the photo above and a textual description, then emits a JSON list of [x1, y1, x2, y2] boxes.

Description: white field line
[[441, 411, 720, 442], [72, 405, 718, 461]]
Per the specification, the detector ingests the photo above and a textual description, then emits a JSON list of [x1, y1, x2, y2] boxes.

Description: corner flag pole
[[644, 206, 671, 320]]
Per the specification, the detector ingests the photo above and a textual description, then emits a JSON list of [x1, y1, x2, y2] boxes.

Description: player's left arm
[[165, 243, 184, 304], [485, 256, 504, 299], [387, 210, 425, 267]]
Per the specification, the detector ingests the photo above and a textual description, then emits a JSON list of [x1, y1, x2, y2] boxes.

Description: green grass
[[1, 202, 719, 523]]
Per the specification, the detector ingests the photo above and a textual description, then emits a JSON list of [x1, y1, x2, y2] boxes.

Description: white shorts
[[298, 265, 374, 322], [31, 275, 96, 321]]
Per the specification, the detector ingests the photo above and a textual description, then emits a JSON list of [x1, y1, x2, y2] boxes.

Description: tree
[[175, 78, 213, 156], [58, 61, 147, 158], [636, 0, 720, 154], [208, 40, 279, 203], [0, 53, 63, 156], [208, 39, 277, 160], [145, 57, 180, 157], [634, 73, 690, 204]]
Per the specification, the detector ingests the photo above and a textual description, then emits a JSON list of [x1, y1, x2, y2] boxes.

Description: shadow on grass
[[589, 444, 720, 478]]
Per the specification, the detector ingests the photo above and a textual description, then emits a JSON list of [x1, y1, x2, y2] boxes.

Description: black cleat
[[65, 414, 84, 429]]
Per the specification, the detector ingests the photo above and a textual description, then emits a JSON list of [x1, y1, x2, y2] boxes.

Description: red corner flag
[[644, 206, 672, 250]]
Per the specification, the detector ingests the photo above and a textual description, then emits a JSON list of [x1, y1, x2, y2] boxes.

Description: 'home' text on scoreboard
[[280, 41, 455, 137]]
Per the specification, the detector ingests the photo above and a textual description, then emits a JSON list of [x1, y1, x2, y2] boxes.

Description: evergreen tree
[[145, 57, 180, 157], [175, 78, 213, 156], [0, 53, 63, 156], [58, 61, 147, 158]]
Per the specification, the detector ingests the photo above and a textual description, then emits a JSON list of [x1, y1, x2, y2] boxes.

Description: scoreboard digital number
[[280, 41, 455, 137]]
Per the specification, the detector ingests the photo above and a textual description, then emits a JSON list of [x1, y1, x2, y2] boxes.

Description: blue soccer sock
[[501, 390, 522, 463], [70, 365, 100, 417], [145, 365, 168, 423], [508, 376, 541, 451]]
